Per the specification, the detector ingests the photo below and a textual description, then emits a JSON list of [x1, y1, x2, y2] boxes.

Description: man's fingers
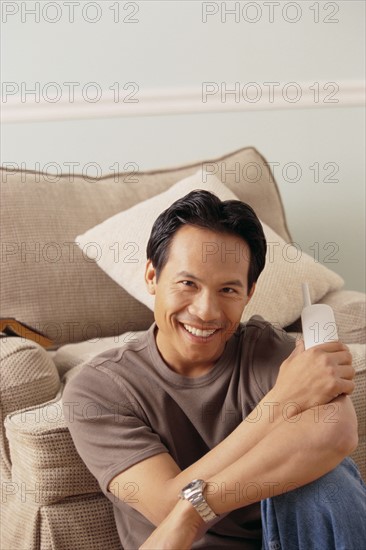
[[306, 348, 352, 367], [307, 341, 347, 352], [339, 364, 356, 381], [331, 349, 353, 366], [336, 378, 355, 396]]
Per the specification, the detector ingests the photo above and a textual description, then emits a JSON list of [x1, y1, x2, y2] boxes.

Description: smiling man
[[146, 224, 255, 378], [63, 190, 366, 550]]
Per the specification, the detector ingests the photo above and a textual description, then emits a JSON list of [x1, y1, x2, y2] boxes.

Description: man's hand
[[271, 339, 354, 412]]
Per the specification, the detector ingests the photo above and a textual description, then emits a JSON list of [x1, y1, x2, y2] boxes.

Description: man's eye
[[180, 280, 195, 287], [222, 287, 235, 294]]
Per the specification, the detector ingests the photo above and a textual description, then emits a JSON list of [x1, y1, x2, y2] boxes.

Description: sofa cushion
[[39, 495, 122, 550], [1, 491, 121, 550], [77, 171, 344, 328], [342, 343, 366, 482], [4, 384, 100, 504], [53, 332, 145, 378], [0, 336, 60, 479], [317, 290, 366, 344], [0, 147, 291, 346]]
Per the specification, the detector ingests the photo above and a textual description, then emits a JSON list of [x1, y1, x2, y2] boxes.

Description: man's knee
[[270, 458, 365, 509]]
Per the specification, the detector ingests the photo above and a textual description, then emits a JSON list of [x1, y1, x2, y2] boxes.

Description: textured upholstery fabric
[[0, 147, 291, 346], [1, 359, 111, 550], [0, 337, 61, 549], [38, 496, 122, 550], [77, 171, 343, 329], [348, 344, 366, 477], [4, 388, 100, 504], [0, 336, 60, 481], [1, 492, 122, 550], [285, 289, 366, 343], [346, 344, 365, 438], [317, 290, 366, 344]]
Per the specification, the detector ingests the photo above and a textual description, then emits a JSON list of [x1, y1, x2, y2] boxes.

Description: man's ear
[[145, 260, 157, 295], [246, 283, 256, 303]]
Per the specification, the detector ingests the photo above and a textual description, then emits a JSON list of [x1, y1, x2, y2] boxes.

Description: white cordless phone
[[301, 283, 339, 350]]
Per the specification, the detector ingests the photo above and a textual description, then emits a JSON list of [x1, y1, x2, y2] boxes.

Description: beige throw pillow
[[76, 171, 344, 327]]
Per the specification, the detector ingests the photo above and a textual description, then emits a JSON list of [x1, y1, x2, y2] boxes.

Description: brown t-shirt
[[62, 316, 295, 549]]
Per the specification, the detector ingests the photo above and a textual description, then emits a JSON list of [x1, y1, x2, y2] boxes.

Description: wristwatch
[[179, 479, 218, 523]]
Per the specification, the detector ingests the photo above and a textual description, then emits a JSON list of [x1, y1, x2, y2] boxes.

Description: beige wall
[[1, 1, 365, 291]]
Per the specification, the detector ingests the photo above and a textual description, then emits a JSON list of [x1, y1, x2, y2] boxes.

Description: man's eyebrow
[[175, 271, 244, 288], [176, 271, 202, 281], [221, 280, 244, 288]]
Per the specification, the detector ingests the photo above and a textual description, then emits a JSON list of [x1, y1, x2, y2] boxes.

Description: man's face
[[145, 225, 255, 377]]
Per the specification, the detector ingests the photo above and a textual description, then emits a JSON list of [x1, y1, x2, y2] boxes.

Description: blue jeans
[[261, 457, 366, 550]]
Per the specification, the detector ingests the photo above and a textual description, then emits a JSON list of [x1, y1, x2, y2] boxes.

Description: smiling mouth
[[180, 323, 219, 338]]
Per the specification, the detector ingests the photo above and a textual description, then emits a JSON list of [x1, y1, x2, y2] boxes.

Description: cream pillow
[[76, 171, 344, 327], [241, 223, 344, 326]]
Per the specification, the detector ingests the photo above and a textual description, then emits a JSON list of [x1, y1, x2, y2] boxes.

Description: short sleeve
[[249, 317, 296, 397], [62, 363, 168, 495]]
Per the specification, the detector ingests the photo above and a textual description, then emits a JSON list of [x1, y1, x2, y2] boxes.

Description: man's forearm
[[169, 392, 357, 504], [166, 388, 293, 493], [118, 387, 290, 526], [166, 338, 357, 502], [141, 395, 357, 548], [205, 394, 357, 514]]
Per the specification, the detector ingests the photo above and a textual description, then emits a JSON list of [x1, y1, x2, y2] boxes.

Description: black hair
[[146, 189, 266, 292]]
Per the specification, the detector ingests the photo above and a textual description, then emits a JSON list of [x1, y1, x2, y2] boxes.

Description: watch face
[[185, 480, 201, 491], [182, 479, 204, 495]]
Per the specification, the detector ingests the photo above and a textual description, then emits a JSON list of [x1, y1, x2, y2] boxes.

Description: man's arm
[[139, 394, 357, 550], [108, 340, 357, 526]]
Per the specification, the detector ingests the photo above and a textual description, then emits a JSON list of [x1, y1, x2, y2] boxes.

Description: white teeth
[[183, 324, 217, 337]]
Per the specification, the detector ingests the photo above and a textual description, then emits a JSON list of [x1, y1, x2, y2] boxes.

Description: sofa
[[1, 146, 365, 550]]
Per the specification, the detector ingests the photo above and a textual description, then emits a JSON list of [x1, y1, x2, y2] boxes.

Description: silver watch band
[[180, 479, 218, 523], [189, 494, 218, 522]]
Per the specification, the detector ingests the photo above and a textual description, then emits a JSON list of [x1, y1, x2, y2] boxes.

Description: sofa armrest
[[0, 335, 60, 477], [347, 344, 366, 480], [3, 392, 120, 550], [317, 289, 366, 344], [4, 381, 99, 504]]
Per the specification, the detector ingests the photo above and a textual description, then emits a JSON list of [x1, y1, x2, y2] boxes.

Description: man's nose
[[188, 290, 220, 322]]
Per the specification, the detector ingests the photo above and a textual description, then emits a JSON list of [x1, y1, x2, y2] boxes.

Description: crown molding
[[2, 81, 364, 123]]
